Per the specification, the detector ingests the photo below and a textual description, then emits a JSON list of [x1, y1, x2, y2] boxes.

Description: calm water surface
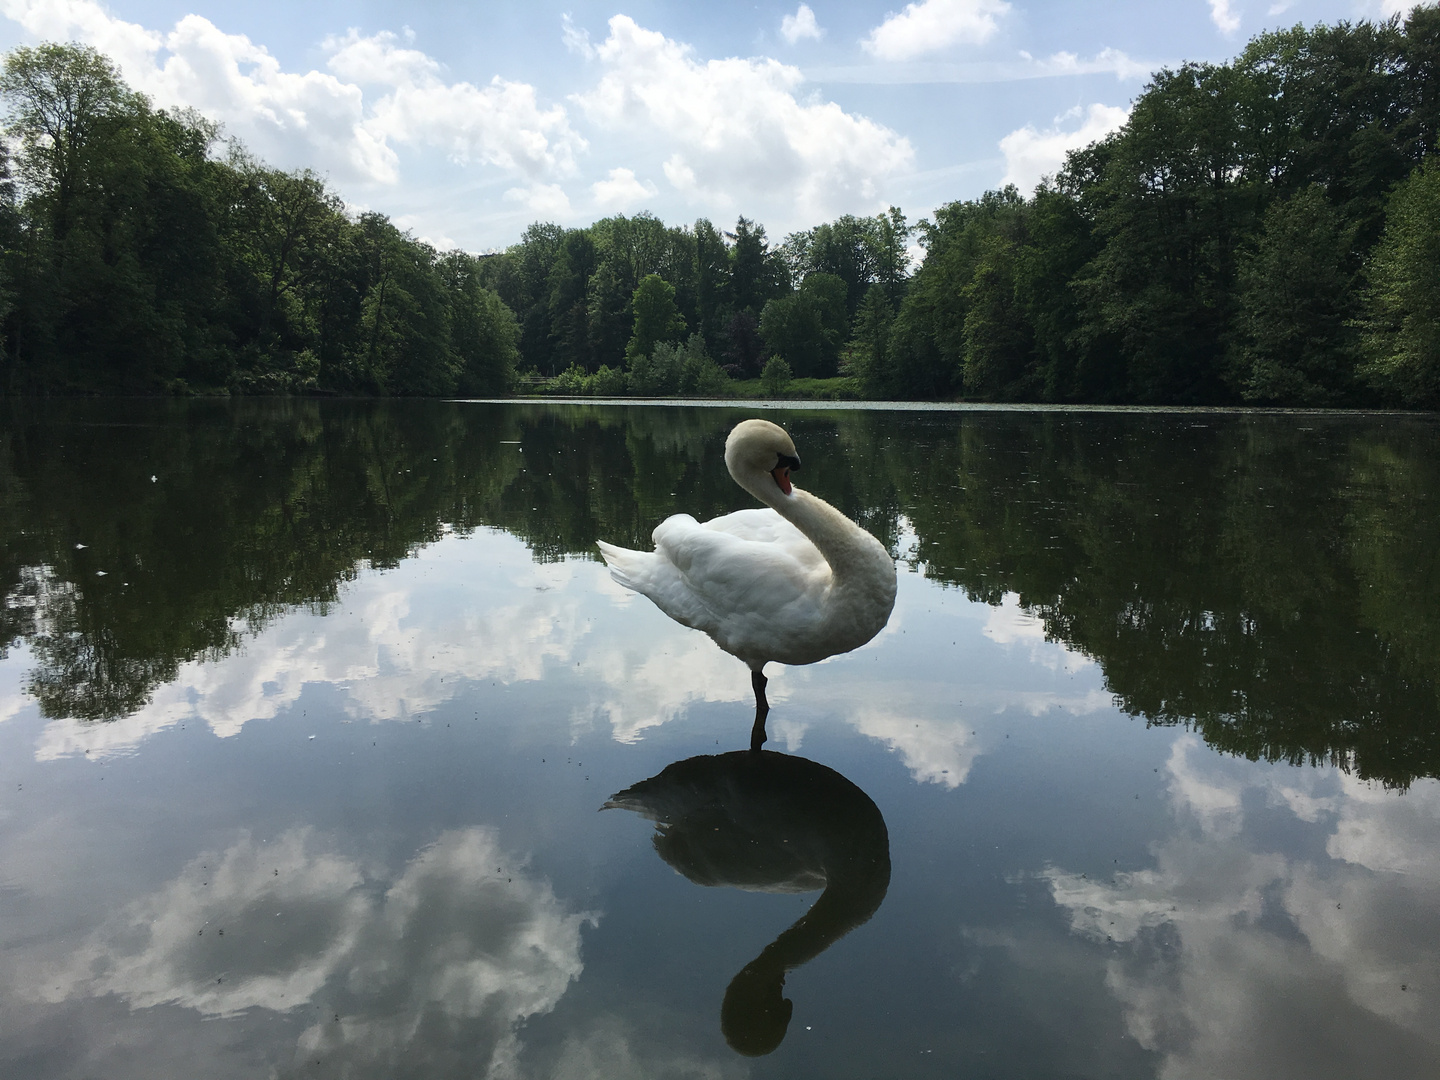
[[1, 399, 1438, 1078]]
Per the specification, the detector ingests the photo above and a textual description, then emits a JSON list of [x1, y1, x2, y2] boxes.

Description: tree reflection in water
[[606, 750, 890, 1055], [2, 398, 1438, 784]]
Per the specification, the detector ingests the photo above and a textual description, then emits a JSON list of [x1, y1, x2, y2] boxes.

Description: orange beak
[[771, 466, 792, 495]]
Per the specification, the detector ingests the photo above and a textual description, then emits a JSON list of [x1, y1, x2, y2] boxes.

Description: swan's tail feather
[[596, 540, 644, 592]]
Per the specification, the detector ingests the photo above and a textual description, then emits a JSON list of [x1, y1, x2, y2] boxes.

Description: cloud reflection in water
[[37, 827, 596, 1078], [15, 533, 1109, 799], [1044, 735, 1440, 1078]]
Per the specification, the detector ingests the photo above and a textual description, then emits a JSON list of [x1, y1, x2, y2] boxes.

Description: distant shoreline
[[462, 397, 1438, 417], [4, 394, 1433, 417]]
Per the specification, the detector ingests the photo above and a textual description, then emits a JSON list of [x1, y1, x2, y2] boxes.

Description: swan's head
[[721, 960, 792, 1056], [725, 419, 802, 497]]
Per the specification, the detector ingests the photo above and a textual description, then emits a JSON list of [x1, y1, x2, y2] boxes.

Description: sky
[[0, 0, 1419, 251]]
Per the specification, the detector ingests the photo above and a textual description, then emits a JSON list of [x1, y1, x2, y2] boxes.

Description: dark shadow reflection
[[606, 750, 890, 1056]]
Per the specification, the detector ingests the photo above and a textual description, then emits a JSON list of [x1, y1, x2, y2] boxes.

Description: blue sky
[[0, 1, 1415, 250]]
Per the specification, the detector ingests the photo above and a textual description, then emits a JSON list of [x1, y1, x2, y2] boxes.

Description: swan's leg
[[750, 669, 769, 752]]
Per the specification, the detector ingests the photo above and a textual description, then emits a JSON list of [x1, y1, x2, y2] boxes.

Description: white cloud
[[13, 535, 1114, 777], [1209, 0, 1242, 34], [585, 628, 755, 744], [852, 709, 982, 787], [662, 154, 699, 193], [575, 15, 913, 223], [30, 534, 590, 760], [332, 30, 584, 179], [803, 45, 1156, 87], [1029, 47, 1151, 81], [0, 0, 161, 76], [0, 2, 581, 191], [323, 27, 439, 86], [862, 0, 1011, 62], [0, 638, 38, 726], [561, 13, 596, 58], [982, 592, 1047, 646], [982, 592, 1094, 673], [591, 166, 658, 210], [544, 1019, 743, 1079], [781, 4, 824, 44], [37, 827, 597, 1075], [998, 103, 1130, 195], [39, 828, 371, 1015], [1165, 735, 1245, 838], [1042, 737, 1440, 1077], [505, 182, 574, 217], [1327, 772, 1440, 879]]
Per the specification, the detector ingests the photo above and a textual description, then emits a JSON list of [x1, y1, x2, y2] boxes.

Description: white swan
[[597, 418, 897, 750]]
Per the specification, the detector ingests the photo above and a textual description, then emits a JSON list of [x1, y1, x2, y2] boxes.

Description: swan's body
[[597, 419, 896, 748]]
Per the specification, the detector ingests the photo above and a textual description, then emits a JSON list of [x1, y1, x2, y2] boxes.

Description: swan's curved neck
[[751, 860, 890, 975], [732, 466, 873, 580]]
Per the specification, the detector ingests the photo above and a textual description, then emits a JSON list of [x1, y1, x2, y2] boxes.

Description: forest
[[0, 7, 1437, 406]]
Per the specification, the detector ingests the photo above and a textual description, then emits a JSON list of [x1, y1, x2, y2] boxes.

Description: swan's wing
[[601, 510, 833, 662], [701, 508, 812, 549], [661, 509, 826, 575], [652, 511, 831, 639], [597, 519, 718, 632]]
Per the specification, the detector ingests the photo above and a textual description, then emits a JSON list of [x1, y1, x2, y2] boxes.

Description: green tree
[[2, 44, 229, 390], [440, 250, 520, 395], [728, 216, 786, 316], [758, 271, 847, 378], [1069, 63, 1254, 404], [547, 229, 598, 372], [843, 285, 895, 398], [759, 355, 792, 396], [1360, 157, 1440, 406], [627, 273, 686, 362], [1, 43, 128, 238], [873, 206, 913, 306], [674, 333, 728, 396], [1229, 185, 1360, 404], [220, 154, 345, 375], [880, 187, 1029, 400], [584, 259, 632, 370], [352, 213, 458, 395], [961, 235, 1036, 399], [783, 208, 912, 319], [786, 214, 877, 319], [693, 217, 732, 356], [489, 222, 564, 374]]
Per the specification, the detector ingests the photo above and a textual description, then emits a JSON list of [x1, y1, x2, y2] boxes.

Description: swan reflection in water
[[606, 750, 890, 1056]]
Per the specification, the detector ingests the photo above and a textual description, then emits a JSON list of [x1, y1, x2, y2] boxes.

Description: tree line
[[0, 43, 520, 396], [0, 7, 1437, 406]]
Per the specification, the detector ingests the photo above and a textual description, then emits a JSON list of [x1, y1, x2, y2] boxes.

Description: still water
[[1, 399, 1437, 1078]]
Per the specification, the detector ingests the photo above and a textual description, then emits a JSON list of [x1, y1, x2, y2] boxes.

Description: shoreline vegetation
[[0, 9, 1436, 408]]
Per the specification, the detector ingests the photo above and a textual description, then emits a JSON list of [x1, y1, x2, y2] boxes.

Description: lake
[[1, 398, 1437, 1079]]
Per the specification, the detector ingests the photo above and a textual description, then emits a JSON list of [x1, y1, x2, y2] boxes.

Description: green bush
[[760, 356, 793, 397], [588, 364, 628, 396], [552, 364, 588, 393], [627, 333, 729, 396]]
